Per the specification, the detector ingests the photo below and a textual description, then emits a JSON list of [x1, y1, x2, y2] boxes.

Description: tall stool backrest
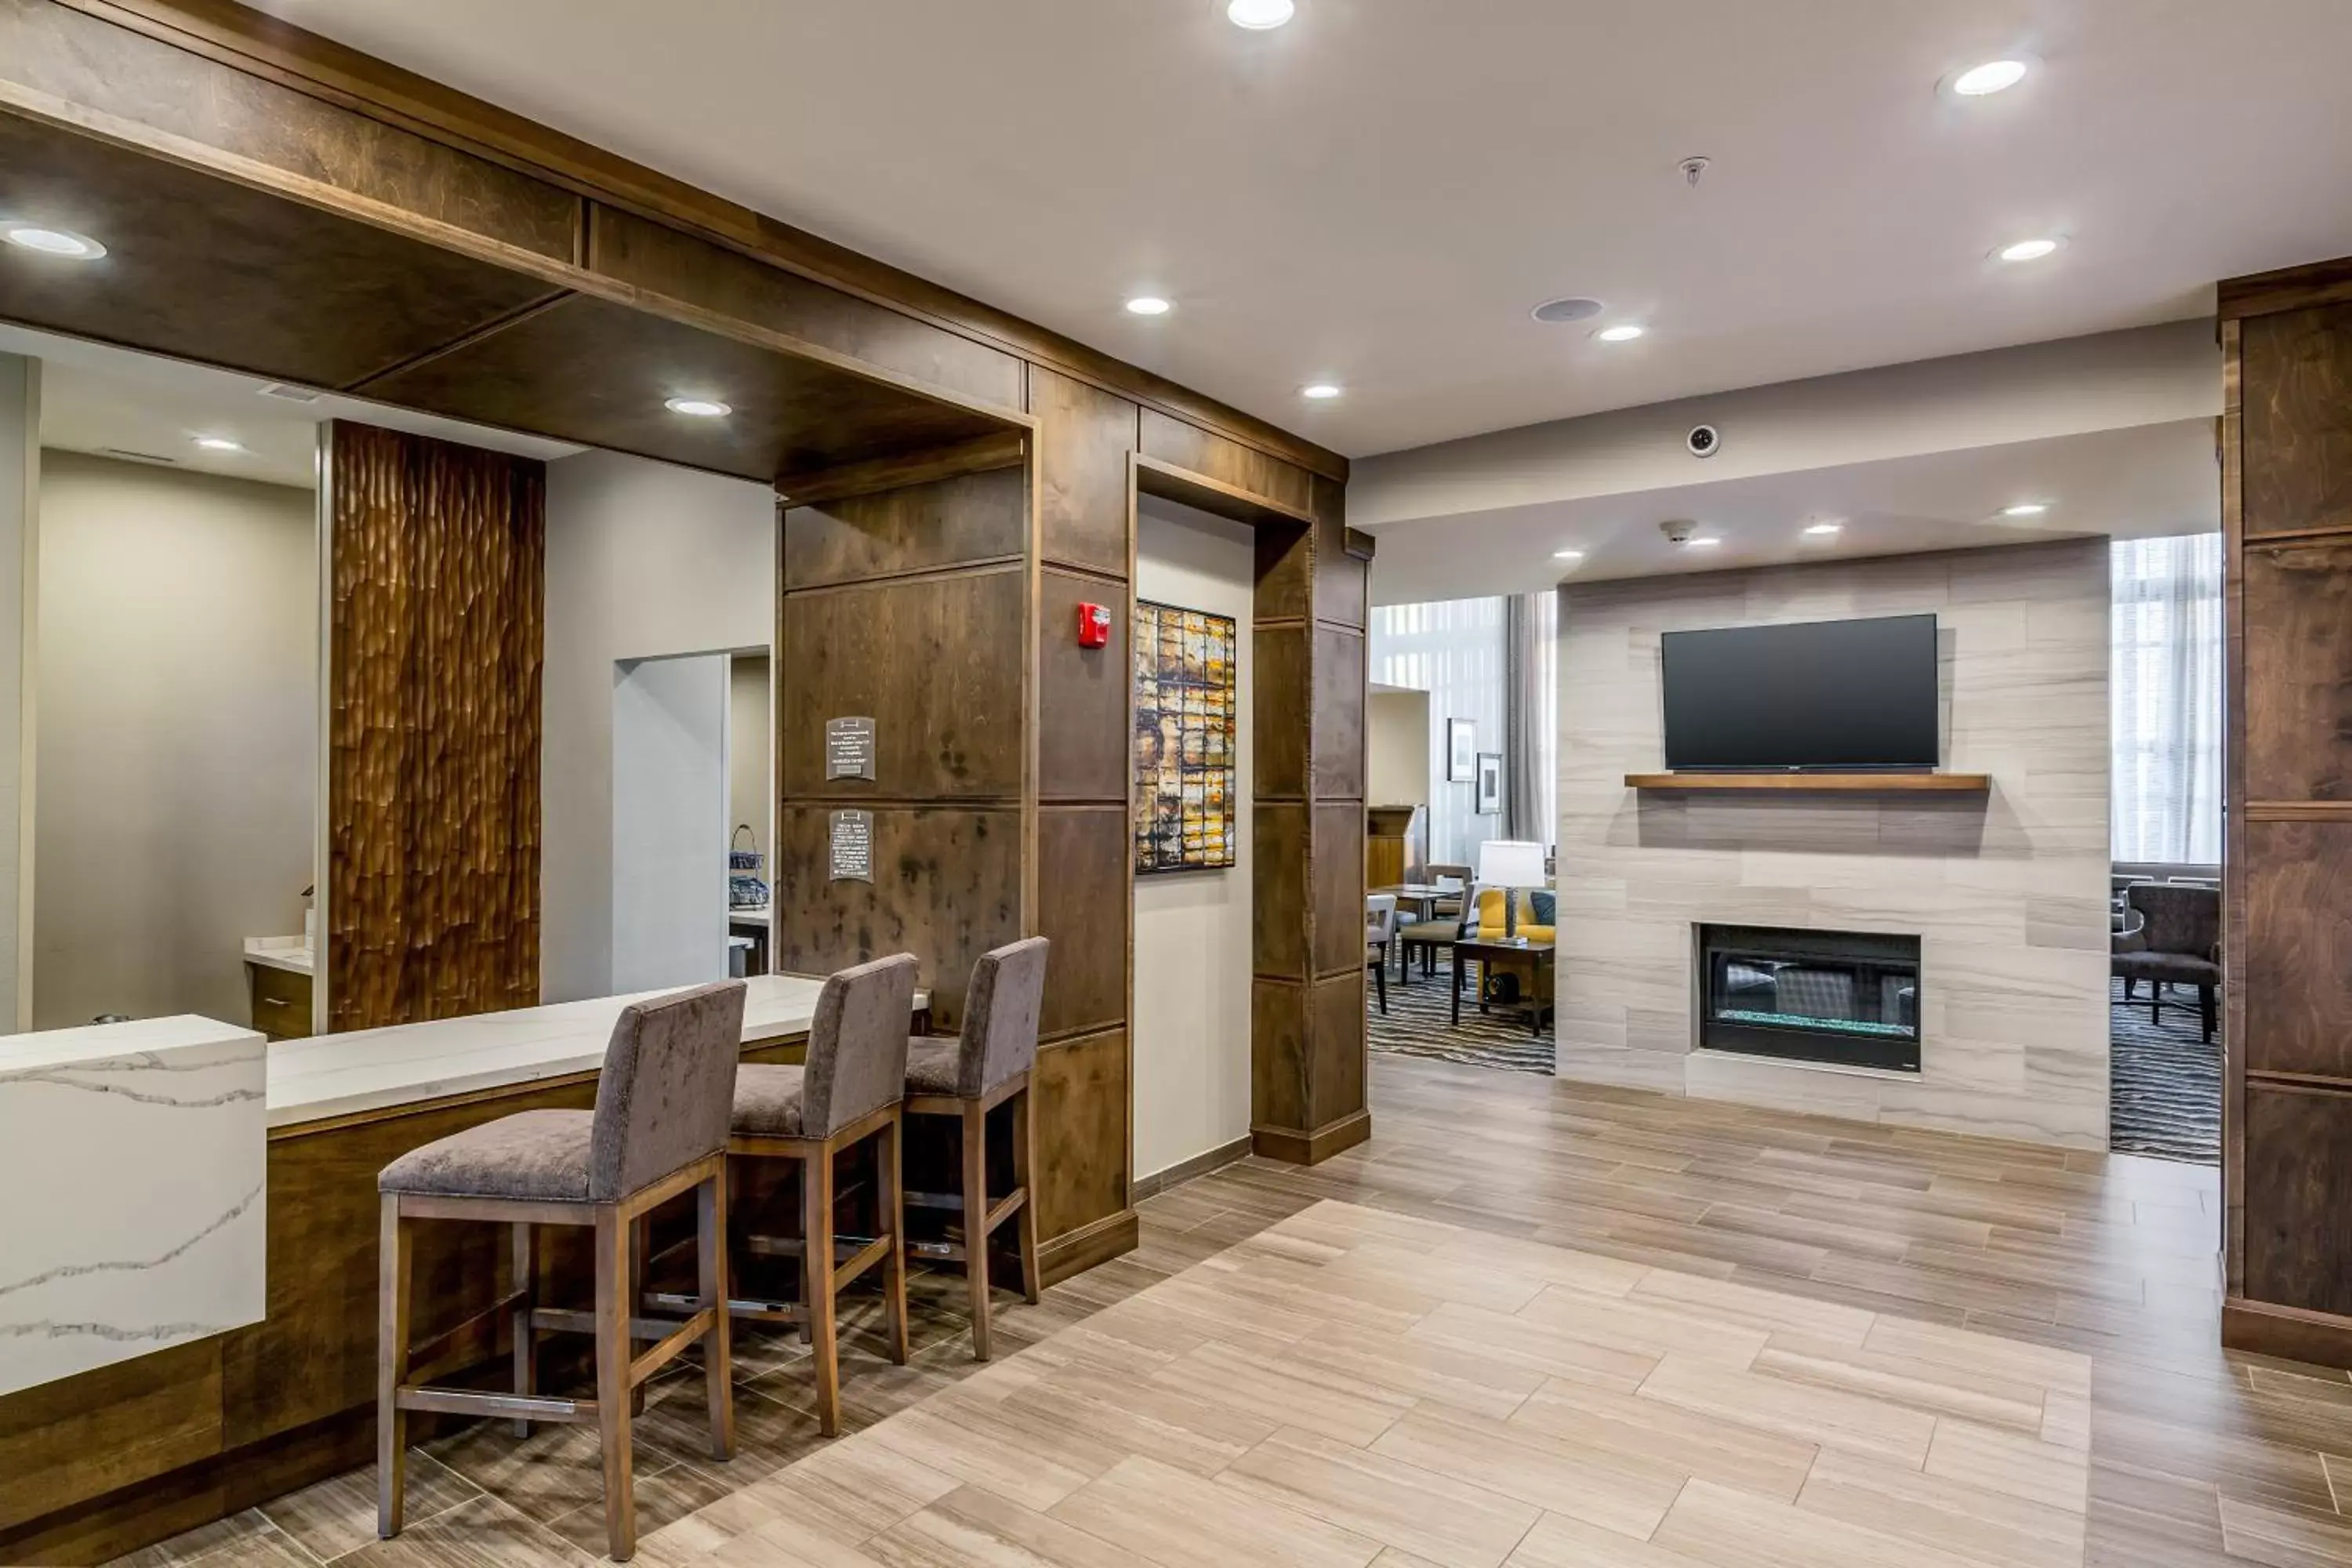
[[804, 954, 920, 1137], [588, 980, 748, 1203], [949, 938, 1049, 1099]]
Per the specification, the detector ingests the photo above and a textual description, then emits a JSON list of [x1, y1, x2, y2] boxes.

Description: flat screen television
[[1660, 613, 1939, 772]]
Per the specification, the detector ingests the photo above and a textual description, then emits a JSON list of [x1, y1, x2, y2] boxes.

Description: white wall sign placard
[[825, 717, 877, 781], [829, 809, 873, 882]]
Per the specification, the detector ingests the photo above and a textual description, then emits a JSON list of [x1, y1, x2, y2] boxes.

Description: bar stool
[[902, 936, 1048, 1361], [376, 981, 745, 1563], [728, 953, 916, 1436]]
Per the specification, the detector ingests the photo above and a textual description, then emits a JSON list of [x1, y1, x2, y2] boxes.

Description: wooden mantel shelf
[[1624, 772, 1992, 793]]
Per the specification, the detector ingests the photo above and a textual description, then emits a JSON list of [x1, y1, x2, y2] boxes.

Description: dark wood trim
[[2223, 1296, 2352, 1367], [778, 558, 1029, 599], [2219, 257, 2352, 321], [2245, 800, 2352, 822], [1623, 772, 1993, 794], [1131, 1135, 1254, 1201], [2248, 1069, 2352, 1092], [1134, 452, 1319, 526], [775, 430, 1028, 506], [1252, 1108, 1373, 1167], [47, 0, 1347, 482], [1035, 1207, 1139, 1289], [2242, 524, 2352, 547], [1343, 527, 1378, 561]]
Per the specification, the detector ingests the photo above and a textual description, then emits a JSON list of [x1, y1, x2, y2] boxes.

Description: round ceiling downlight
[[1301, 383, 1341, 400], [1123, 296, 1172, 316], [1995, 237, 2063, 263], [1594, 324, 1647, 343], [665, 397, 732, 418], [0, 222, 107, 260], [1948, 58, 2032, 96], [1531, 296, 1605, 325], [193, 436, 247, 453], [1226, 0, 1294, 29]]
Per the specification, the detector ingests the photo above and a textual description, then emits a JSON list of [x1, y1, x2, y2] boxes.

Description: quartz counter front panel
[[0, 1017, 266, 1397]]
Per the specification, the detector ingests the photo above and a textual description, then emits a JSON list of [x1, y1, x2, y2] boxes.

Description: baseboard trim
[[1133, 1135, 1254, 1202], [1036, 1207, 1139, 1288], [2223, 1296, 2352, 1370], [1251, 1108, 1372, 1167]]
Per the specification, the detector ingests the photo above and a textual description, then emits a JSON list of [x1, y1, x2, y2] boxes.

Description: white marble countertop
[[242, 936, 314, 977], [0, 1014, 263, 1074], [265, 974, 924, 1131]]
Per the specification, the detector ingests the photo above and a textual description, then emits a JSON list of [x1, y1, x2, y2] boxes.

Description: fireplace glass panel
[[1698, 924, 1922, 1072]]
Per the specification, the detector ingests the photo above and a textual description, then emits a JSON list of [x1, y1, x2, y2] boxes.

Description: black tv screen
[[1661, 614, 1939, 771]]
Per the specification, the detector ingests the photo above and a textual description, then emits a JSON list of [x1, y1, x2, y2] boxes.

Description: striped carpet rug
[[1366, 958, 1554, 1076], [2109, 977, 2220, 1165]]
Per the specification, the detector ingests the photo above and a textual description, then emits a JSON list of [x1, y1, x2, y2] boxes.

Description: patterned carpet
[[2109, 975, 2222, 1165], [1366, 956, 1554, 1076]]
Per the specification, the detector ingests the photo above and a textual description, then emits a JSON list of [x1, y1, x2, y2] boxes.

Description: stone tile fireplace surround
[[1554, 539, 2112, 1149]]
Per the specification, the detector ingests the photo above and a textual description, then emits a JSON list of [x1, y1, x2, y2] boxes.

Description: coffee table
[[1452, 935, 1555, 1036]]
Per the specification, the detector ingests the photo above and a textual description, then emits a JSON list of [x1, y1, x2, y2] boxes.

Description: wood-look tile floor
[[118, 1055, 2352, 1567]]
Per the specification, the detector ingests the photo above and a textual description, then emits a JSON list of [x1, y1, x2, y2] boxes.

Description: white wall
[[1367, 687, 1431, 808], [0, 357, 34, 1031], [543, 449, 773, 1003], [728, 652, 771, 868], [33, 451, 316, 1029], [1133, 498, 1254, 1183], [612, 653, 730, 993], [1370, 597, 1506, 866]]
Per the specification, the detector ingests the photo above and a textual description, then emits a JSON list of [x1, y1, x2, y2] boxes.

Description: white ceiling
[[245, 0, 2352, 458], [1366, 418, 2218, 604], [0, 323, 580, 488]]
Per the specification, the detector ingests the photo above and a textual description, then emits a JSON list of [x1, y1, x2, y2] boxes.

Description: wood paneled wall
[[327, 421, 544, 1031], [2220, 257, 2352, 1367]]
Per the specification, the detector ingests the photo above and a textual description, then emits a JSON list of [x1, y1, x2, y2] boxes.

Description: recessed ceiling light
[[192, 436, 246, 453], [1552, 548, 1585, 561], [665, 397, 731, 418], [1301, 383, 1341, 400], [2002, 501, 2051, 517], [1594, 324, 1646, 343], [1531, 296, 1606, 325], [1226, 0, 1294, 29], [0, 222, 106, 260], [1994, 237, 2063, 263], [1947, 57, 2033, 97], [1688, 535, 1722, 548], [1803, 521, 1842, 536], [1124, 296, 1172, 316]]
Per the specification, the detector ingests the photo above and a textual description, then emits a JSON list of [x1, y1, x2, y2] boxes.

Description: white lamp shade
[[1475, 839, 1548, 888]]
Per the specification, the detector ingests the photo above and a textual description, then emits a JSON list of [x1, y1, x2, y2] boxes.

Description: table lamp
[[1475, 839, 1548, 944]]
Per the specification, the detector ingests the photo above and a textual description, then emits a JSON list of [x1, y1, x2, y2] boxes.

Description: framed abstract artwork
[[1134, 600, 1238, 873], [1475, 751, 1504, 815], [1447, 717, 1476, 782]]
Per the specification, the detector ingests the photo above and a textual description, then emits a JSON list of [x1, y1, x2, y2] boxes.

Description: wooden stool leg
[[510, 1221, 536, 1438], [628, 1216, 651, 1417], [376, 1196, 412, 1539], [804, 1150, 841, 1436], [962, 1101, 993, 1361], [878, 1111, 910, 1366], [697, 1174, 735, 1461], [594, 1207, 636, 1561], [1012, 1084, 1041, 1305]]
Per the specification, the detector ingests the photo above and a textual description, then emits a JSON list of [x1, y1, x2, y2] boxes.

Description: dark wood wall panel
[[1311, 474, 1367, 630], [1139, 408, 1316, 516], [2245, 542, 2352, 799], [1252, 804, 1309, 978], [1036, 806, 1130, 1040], [588, 206, 1025, 409], [1032, 1027, 1131, 1240], [770, 806, 1021, 1029], [1313, 625, 1368, 800], [1253, 627, 1310, 800], [1312, 800, 1369, 978], [783, 467, 1026, 589], [0, 0, 581, 261], [1040, 568, 1131, 802], [1249, 978, 1310, 1137], [780, 568, 1028, 800], [1257, 519, 1312, 624], [2245, 1083, 2352, 1316], [1311, 970, 1370, 1130], [1032, 365, 1138, 575], [0, 1339, 221, 1540], [2242, 304, 2352, 539], [2243, 821, 2352, 1078], [328, 422, 543, 1032]]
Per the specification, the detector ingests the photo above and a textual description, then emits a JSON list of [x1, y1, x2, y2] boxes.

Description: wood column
[[2220, 258, 2352, 1367], [325, 420, 543, 1032]]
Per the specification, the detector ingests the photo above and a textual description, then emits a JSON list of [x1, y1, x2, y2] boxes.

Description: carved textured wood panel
[[328, 423, 543, 1032]]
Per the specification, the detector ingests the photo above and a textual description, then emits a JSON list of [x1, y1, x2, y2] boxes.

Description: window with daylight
[[2110, 534, 2223, 866]]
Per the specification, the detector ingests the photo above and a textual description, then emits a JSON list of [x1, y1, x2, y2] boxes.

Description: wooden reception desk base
[[0, 980, 1068, 1567]]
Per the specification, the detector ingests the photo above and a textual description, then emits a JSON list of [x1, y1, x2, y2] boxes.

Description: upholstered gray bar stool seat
[[902, 936, 1048, 1362], [727, 953, 917, 1436], [376, 981, 745, 1563]]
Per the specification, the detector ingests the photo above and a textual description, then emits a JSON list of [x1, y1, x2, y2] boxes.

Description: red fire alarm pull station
[[1076, 601, 1112, 648]]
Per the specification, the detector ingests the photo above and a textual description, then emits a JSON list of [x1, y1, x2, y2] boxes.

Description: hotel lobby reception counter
[[0, 975, 913, 1566]]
